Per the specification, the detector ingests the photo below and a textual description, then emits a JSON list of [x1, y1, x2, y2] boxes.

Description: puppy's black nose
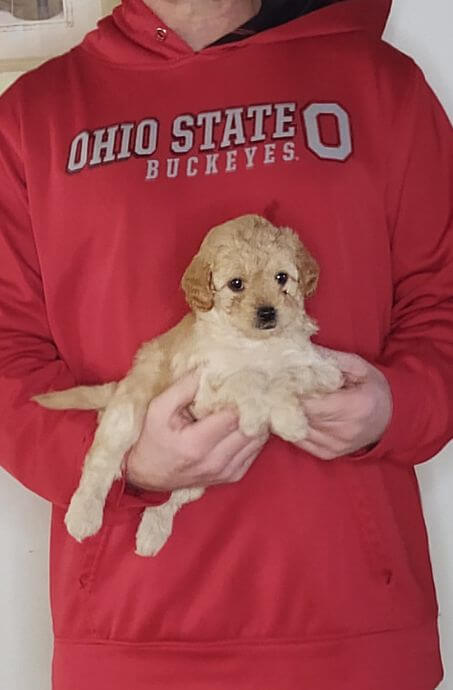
[[257, 305, 277, 328]]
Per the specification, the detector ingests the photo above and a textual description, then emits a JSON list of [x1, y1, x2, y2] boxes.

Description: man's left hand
[[296, 348, 393, 460]]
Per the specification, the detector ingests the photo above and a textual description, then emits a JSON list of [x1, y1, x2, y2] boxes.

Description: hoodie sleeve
[[0, 86, 169, 510], [361, 64, 453, 466]]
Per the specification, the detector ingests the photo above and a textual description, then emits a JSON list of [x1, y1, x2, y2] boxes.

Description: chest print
[[66, 100, 353, 180]]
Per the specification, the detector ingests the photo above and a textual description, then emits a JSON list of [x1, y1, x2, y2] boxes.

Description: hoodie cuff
[[108, 473, 171, 509], [106, 450, 171, 509]]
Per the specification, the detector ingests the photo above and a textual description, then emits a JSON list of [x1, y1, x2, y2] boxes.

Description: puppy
[[34, 215, 343, 557]]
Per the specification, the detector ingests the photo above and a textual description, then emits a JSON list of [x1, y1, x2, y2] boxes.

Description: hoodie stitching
[[53, 615, 438, 648]]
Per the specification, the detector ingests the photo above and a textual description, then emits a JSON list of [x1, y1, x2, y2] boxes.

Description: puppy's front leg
[[65, 381, 153, 542], [306, 348, 344, 394], [207, 369, 269, 438], [135, 487, 205, 557], [269, 371, 309, 443], [269, 354, 343, 443]]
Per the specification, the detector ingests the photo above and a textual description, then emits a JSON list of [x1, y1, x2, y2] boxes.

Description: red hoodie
[[0, 1, 452, 688]]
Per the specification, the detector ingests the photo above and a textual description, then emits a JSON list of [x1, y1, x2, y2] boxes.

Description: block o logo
[[302, 103, 352, 162]]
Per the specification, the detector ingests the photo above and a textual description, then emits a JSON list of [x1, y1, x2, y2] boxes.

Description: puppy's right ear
[[181, 255, 215, 312]]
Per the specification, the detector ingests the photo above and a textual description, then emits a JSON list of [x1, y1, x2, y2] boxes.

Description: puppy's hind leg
[[65, 380, 153, 542]]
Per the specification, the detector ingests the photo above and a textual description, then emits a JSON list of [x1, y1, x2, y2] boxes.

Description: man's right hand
[[126, 371, 268, 492]]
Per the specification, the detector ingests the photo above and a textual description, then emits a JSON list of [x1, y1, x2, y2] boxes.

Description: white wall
[[0, 1, 452, 689]]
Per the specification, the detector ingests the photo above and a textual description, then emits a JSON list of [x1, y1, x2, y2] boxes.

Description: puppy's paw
[[135, 505, 175, 557], [237, 399, 269, 438], [65, 491, 104, 542], [239, 412, 268, 438], [312, 360, 344, 393], [271, 404, 309, 443]]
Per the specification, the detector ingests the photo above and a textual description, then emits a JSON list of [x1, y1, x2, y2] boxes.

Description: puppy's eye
[[275, 272, 289, 286], [228, 278, 244, 292]]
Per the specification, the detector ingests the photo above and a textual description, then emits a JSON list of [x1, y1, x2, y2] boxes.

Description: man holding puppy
[[0, 1, 451, 689]]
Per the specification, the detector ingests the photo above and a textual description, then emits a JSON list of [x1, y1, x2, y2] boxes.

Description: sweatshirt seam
[[54, 616, 438, 648]]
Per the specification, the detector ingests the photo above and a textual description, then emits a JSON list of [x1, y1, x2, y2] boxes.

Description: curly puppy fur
[[34, 215, 343, 556]]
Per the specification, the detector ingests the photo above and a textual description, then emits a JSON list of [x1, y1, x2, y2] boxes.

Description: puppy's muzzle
[[256, 305, 277, 330]]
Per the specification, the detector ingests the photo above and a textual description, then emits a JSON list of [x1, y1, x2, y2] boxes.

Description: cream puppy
[[34, 215, 343, 556]]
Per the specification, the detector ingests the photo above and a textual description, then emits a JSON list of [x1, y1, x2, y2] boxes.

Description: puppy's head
[[182, 214, 319, 338]]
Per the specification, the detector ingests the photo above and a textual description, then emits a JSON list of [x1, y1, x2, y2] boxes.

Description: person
[[0, 0, 451, 688]]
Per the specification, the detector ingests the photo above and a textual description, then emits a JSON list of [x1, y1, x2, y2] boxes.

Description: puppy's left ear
[[181, 254, 215, 312], [297, 244, 319, 297], [281, 227, 320, 297]]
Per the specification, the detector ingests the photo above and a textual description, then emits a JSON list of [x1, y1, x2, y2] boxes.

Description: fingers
[[301, 424, 335, 447], [210, 430, 266, 469], [298, 423, 363, 460], [302, 390, 351, 421], [154, 373, 241, 450], [143, 373, 269, 488], [195, 433, 268, 486], [296, 426, 342, 459], [222, 436, 268, 482], [302, 384, 370, 422], [183, 409, 239, 453]]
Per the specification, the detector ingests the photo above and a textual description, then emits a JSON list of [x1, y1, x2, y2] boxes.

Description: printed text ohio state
[[67, 102, 353, 180]]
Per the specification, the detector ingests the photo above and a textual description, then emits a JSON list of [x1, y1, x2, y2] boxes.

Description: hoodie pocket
[[340, 459, 429, 622], [342, 461, 395, 583], [80, 452, 433, 644]]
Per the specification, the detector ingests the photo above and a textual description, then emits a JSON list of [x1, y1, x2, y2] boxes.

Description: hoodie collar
[[82, 0, 392, 66], [211, 0, 345, 46]]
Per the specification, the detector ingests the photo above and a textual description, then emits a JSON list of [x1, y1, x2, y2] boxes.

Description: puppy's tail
[[32, 382, 118, 411]]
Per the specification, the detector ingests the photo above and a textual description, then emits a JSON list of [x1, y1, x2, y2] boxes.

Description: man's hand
[[126, 371, 269, 491], [297, 348, 393, 460]]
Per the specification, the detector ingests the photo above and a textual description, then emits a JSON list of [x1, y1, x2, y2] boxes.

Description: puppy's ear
[[297, 244, 319, 297], [280, 227, 320, 297], [181, 255, 215, 312]]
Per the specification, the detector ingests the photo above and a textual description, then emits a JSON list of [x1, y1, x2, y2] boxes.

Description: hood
[[80, 0, 393, 67]]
